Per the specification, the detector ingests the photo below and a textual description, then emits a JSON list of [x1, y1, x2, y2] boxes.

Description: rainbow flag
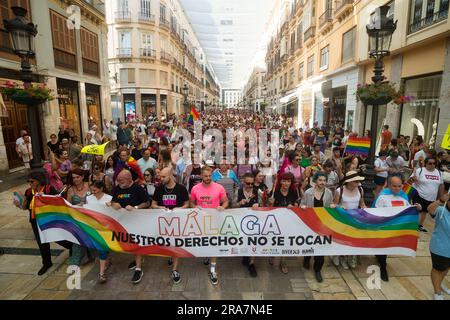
[[187, 105, 200, 125], [346, 137, 371, 157], [292, 206, 418, 251], [402, 183, 418, 201]]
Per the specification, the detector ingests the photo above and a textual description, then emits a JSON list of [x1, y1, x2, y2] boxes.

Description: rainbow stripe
[[402, 184, 418, 200], [291, 206, 418, 250], [346, 137, 371, 157], [187, 106, 200, 125], [34, 196, 193, 257]]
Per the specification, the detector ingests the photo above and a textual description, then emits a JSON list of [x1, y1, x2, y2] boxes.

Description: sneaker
[[171, 270, 181, 284], [131, 269, 143, 284], [203, 258, 210, 266], [441, 283, 450, 295], [434, 293, 444, 300], [418, 225, 428, 233], [248, 264, 257, 277], [128, 261, 137, 271], [98, 273, 107, 284], [209, 271, 218, 285], [168, 258, 173, 267], [340, 257, 349, 270], [315, 271, 323, 283], [37, 264, 53, 276], [380, 268, 389, 282], [331, 256, 340, 267]]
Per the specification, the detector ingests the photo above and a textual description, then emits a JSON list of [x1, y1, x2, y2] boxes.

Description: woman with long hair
[[89, 161, 111, 194], [105, 156, 116, 184]]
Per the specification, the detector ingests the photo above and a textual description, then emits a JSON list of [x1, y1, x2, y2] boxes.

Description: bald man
[[107, 169, 150, 284], [151, 167, 189, 284]]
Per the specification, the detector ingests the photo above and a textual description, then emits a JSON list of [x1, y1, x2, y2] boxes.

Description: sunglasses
[[245, 182, 254, 186]]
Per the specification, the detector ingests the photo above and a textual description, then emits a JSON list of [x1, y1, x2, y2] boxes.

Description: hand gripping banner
[[35, 196, 419, 257]]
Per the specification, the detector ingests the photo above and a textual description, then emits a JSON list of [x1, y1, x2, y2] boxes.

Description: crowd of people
[[12, 108, 450, 300]]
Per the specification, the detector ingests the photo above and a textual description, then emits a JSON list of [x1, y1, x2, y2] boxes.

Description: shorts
[[430, 252, 450, 271], [413, 194, 433, 213], [374, 176, 386, 186]]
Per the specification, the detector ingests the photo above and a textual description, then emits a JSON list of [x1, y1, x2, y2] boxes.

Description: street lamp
[[4, 6, 43, 169], [362, 5, 397, 204], [182, 83, 189, 114]]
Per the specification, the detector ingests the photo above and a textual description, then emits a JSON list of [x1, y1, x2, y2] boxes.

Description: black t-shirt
[[152, 183, 189, 209], [255, 183, 268, 193], [131, 148, 143, 161], [188, 166, 202, 192], [112, 183, 150, 208], [237, 187, 259, 207], [272, 189, 298, 207], [47, 141, 60, 153]]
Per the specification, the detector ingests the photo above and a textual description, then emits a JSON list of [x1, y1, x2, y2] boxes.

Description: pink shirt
[[190, 182, 227, 208]]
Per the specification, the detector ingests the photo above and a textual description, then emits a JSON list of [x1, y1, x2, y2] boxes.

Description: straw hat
[[343, 170, 365, 184]]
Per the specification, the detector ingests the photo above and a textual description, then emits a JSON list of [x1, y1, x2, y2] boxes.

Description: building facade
[[0, 0, 110, 172], [242, 67, 267, 112], [106, 0, 220, 121], [222, 89, 242, 108]]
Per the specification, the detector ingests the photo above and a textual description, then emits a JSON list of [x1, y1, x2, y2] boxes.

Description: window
[[342, 27, 355, 63], [0, 0, 31, 53], [296, 21, 303, 48], [320, 46, 329, 70], [50, 10, 77, 71], [289, 68, 295, 84], [160, 3, 166, 22], [141, 33, 152, 48], [307, 55, 314, 77], [298, 62, 304, 81], [119, 31, 131, 48], [118, 0, 128, 12], [284, 72, 288, 87], [409, 0, 449, 33], [120, 68, 135, 84], [81, 28, 99, 76], [141, 0, 151, 16]]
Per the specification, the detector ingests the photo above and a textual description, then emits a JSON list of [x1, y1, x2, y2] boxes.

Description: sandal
[[98, 273, 107, 284]]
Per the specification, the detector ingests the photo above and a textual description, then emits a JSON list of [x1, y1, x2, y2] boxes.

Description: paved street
[[0, 184, 448, 300]]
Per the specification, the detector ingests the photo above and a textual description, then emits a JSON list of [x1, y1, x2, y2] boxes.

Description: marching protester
[[151, 167, 190, 284], [190, 166, 229, 285], [107, 170, 151, 284], [301, 172, 336, 283]]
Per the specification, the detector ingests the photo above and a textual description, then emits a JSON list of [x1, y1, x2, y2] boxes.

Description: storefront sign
[[35, 196, 419, 258]]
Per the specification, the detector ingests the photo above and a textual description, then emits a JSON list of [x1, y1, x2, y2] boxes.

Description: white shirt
[[109, 124, 118, 140], [374, 191, 409, 208], [336, 187, 361, 209], [137, 157, 157, 174], [375, 157, 389, 178], [86, 194, 112, 205], [412, 167, 443, 201]]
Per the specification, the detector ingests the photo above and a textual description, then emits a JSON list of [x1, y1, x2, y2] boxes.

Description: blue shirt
[[430, 205, 450, 258]]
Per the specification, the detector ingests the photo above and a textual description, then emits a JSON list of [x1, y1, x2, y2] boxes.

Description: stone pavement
[[0, 184, 449, 300]]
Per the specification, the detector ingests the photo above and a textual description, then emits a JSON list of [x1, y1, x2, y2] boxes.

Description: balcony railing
[[319, 8, 333, 27], [140, 48, 156, 58], [160, 19, 170, 29], [117, 48, 132, 58], [160, 50, 171, 62], [334, 0, 353, 14], [408, 9, 449, 34], [138, 12, 155, 23], [304, 26, 316, 42], [115, 11, 131, 22]]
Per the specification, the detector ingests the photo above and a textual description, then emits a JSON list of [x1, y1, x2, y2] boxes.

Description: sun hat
[[342, 170, 365, 184]]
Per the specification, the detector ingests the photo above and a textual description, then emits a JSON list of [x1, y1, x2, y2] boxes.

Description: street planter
[[0, 81, 54, 105], [356, 81, 414, 106], [9, 93, 48, 105]]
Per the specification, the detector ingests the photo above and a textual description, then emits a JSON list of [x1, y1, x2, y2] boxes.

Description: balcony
[[117, 48, 132, 58], [115, 11, 131, 22], [408, 9, 449, 34], [160, 19, 170, 30], [304, 25, 316, 46], [295, 0, 304, 17], [160, 50, 171, 63], [138, 12, 155, 24], [140, 48, 156, 59], [334, 0, 353, 22], [319, 8, 333, 34]]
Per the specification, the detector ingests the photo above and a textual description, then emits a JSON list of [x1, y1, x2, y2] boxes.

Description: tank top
[[71, 186, 90, 205], [337, 187, 361, 210]]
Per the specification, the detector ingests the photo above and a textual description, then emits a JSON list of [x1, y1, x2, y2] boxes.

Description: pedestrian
[[211, 161, 240, 207], [374, 150, 389, 196], [107, 170, 150, 284], [13, 171, 72, 275], [301, 172, 336, 282], [151, 167, 189, 283], [18, 135, 33, 168], [380, 125, 392, 152], [190, 166, 229, 285]]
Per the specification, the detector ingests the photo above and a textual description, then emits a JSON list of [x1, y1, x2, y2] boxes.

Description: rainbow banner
[[345, 137, 371, 157], [187, 105, 200, 125], [35, 196, 419, 257]]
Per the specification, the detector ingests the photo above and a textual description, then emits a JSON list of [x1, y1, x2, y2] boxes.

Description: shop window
[[399, 74, 442, 143]]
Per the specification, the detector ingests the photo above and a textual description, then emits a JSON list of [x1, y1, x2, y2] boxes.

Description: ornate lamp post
[[361, 5, 397, 204], [182, 83, 189, 114], [4, 6, 44, 169]]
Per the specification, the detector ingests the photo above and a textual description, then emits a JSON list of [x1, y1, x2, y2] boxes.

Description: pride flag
[[402, 183, 418, 201], [187, 105, 200, 125], [345, 137, 371, 157]]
